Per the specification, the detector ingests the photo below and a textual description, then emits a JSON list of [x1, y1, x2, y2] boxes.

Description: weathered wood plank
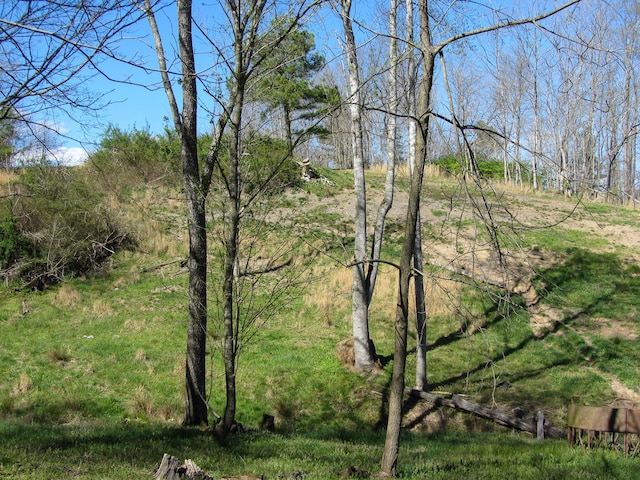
[[407, 389, 566, 439], [567, 404, 640, 434]]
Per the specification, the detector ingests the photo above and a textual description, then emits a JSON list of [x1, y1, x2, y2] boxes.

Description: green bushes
[[87, 126, 181, 193], [1, 165, 132, 288], [433, 155, 505, 180], [0, 214, 32, 269], [0, 127, 303, 288], [241, 135, 301, 194], [209, 134, 301, 195], [88, 127, 300, 196]]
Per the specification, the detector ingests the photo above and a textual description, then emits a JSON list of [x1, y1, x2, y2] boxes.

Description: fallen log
[[407, 389, 566, 439]]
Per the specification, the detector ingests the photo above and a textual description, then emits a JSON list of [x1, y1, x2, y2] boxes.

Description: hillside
[[1, 167, 640, 478], [307, 169, 640, 413]]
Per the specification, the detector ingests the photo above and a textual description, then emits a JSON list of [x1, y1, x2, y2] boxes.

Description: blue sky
[[57, 2, 345, 165], [54, 0, 536, 165]]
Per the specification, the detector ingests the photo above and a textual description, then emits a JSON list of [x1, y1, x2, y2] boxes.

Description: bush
[[0, 213, 32, 269], [433, 155, 505, 180], [88, 126, 180, 194], [4, 165, 132, 288], [243, 135, 301, 194], [212, 134, 301, 195]]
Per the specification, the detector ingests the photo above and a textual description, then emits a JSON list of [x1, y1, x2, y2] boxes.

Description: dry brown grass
[[47, 346, 72, 364], [53, 284, 82, 308], [87, 300, 114, 318], [105, 189, 187, 259], [0, 168, 18, 188], [124, 318, 146, 331], [302, 265, 351, 326], [129, 385, 154, 417], [303, 262, 461, 331], [12, 373, 33, 396], [135, 349, 147, 362], [364, 162, 460, 181]]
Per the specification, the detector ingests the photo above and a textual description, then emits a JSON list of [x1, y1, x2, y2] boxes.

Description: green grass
[[1, 421, 639, 479], [2, 171, 640, 478]]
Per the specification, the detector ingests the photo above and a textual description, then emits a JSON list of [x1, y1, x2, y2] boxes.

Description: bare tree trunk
[[531, 75, 540, 190], [216, 0, 267, 436], [218, 99, 243, 436], [381, 1, 434, 474], [623, 57, 636, 205], [368, 0, 398, 308], [178, 0, 210, 428], [381, 2, 581, 473], [337, 0, 376, 372], [144, 0, 209, 426], [405, 0, 428, 392]]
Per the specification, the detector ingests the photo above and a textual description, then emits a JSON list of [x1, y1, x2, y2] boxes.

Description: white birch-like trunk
[[368, 0, 398, 300], [337, 0, 375, 372]]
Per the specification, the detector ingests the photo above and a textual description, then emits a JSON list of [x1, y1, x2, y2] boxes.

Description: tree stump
[[261, 413, 275, 432], [154, 454, 214, 480]]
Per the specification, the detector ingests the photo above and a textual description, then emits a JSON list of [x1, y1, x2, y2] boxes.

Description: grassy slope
[[1, 169, 640, 478]]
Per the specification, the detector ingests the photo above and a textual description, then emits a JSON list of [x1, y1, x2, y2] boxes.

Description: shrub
[[211, 134, 301, 195], [433, 155, 505, 180], [87, 126, 180, 194], [0, 213, 32, 269], [243, 135, 301, 194], [5, 165, 132, 288]]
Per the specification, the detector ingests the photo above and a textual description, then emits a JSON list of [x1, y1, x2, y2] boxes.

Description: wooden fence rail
[[567, 404, 640, 456]]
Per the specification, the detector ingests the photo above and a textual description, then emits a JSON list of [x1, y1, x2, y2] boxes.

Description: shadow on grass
[[535, 247, 640, 320], [0, 419, 215, 478], [0, 418, 389, 479], [397, 245, 640, 426]]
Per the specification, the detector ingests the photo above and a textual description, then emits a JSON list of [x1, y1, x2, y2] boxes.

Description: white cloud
[[54, 146, 89, 166]]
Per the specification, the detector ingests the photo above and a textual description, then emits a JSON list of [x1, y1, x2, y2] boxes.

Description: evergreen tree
[[251, 19, 340, 149]]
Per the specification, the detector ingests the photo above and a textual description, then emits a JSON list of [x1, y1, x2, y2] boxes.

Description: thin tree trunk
[[175, 0, 209, 427], [381, 1, 434, 473], [217, 5, 248, 434], [623, 59, 636, 205], [406, 0, 427, 391], [144, 0, 211, 427], [338, 0, 376, 372], [531, 75, 540, 191], [413, 214, 427, 391], [367, 0, 398, 304]]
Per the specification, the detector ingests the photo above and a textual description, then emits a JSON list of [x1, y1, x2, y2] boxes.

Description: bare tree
[[0, 1, 143, 153], [145, 0, 320, 431], [334, 0, 378, 372], [142, 0, 217, 426], [380, 1, 582, 475]]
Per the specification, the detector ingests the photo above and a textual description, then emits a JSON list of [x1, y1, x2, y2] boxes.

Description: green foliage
[[243, 135, 300, 194], [1, 169, 640, 478], [0, 107, 17, 168], [0, 213, 31, 268], [212, 134, 301, 195], [433, 154, 505, 180], [88, 125, 180, 193], [5, 165, 131, 286], [250, 18, 340, 143]]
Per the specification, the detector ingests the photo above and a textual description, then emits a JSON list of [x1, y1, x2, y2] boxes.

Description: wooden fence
[[567, 404, 640, 456]]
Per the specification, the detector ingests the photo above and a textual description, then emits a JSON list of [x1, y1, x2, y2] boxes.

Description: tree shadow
[[421, 247, 639, 393]]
